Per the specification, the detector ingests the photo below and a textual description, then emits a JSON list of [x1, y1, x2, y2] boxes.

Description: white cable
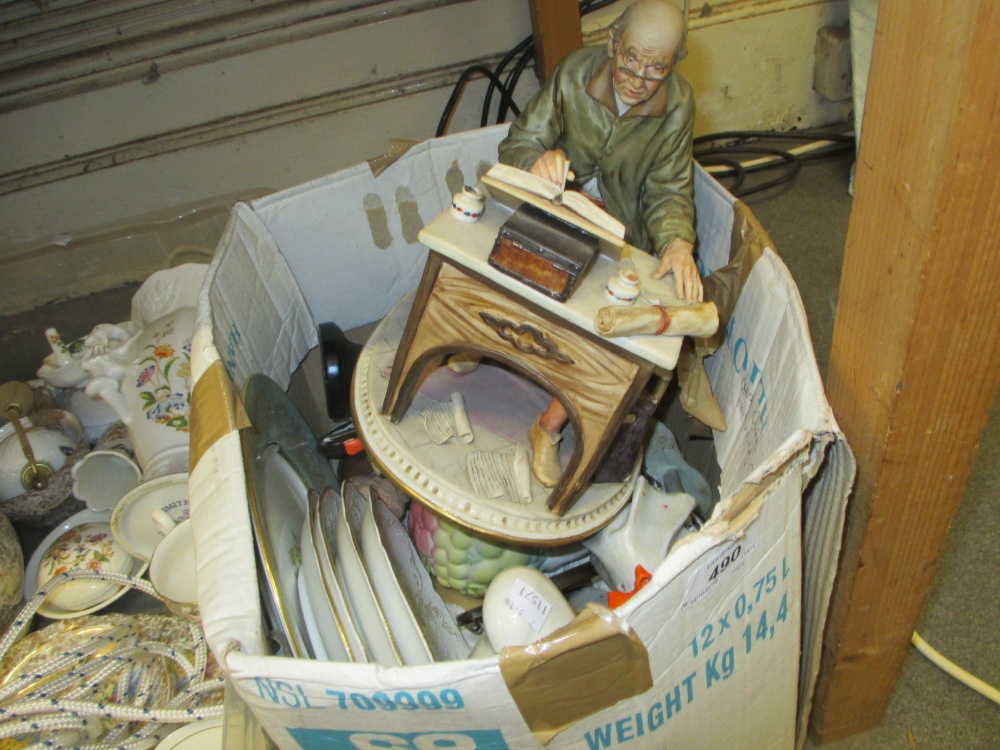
[[701, 135, 853, 175], [912, 631, 1000, 706], [0, 569, 225, 749]]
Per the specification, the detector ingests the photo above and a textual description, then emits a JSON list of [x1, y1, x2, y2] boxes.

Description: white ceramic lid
[[111, 472, 190, 562], [37, 521, 133, 611]]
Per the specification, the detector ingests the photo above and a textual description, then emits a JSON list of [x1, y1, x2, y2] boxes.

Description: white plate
[[297, 491, 359, 662], [24, 508, 149, 620], [110, 472, 189, 562], [372, 496, 471, 661], [156, 717, 223, 749], [345, 483, 432, 665], [310, 489, 369, 663], [241, 374, 340, 660], [316, 484, 401, 666], [296, 565, 328, 661]]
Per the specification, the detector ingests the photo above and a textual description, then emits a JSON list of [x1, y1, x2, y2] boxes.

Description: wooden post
[[528, 0, 582, 81], [810, 0, 1000, 743]]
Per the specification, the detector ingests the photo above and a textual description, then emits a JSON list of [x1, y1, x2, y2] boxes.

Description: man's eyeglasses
[[615, 45, 671, 82]]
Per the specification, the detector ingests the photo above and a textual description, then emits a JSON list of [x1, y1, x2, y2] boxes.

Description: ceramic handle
[[152, 508, 177, 535]]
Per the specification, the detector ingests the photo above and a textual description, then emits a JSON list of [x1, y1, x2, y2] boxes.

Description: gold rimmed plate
[[241, 373, 339, 659]]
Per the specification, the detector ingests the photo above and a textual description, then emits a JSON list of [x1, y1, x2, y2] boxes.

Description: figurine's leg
[[530, 397, 568, 487]]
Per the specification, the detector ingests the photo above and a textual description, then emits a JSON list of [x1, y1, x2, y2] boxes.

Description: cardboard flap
[[499, 603, 653, 745]]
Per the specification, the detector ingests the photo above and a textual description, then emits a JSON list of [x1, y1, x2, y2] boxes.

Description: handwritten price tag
[[504, 579, 552, 633]]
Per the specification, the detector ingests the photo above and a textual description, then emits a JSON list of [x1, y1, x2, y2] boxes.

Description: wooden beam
[[528, 0, 582, 81], [810, 0, 1000, 743]]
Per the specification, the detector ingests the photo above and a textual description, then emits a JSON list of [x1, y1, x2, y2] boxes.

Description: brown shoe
[[529, 418, 563, 487]]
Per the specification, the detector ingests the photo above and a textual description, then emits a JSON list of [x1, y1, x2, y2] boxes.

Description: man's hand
[[529, 149, 576, 187], [653, 238, 703, 302]]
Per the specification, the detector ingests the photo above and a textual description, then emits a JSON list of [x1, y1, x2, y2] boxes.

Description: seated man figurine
[[497, 0, 702, 486]]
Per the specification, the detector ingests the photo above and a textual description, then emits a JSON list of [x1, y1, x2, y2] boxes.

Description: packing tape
[[189, 360, 250, 474], [499, 603, 652, 746]]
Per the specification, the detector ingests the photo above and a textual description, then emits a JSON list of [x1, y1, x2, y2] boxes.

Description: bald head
[[610, 0, 687, 62], [606, 0, 687, 107]]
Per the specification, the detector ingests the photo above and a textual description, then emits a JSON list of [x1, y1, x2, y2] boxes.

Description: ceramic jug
[[82, 307, 195, 479]]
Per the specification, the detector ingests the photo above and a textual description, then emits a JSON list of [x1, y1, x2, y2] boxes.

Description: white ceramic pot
[[0, 410, 88, 527], [605, 265, 640, 305], [82, 307, 195, 478], [59, 386, 120, 445], [0, 417, 76, 501], [451, 185, 485, 223]]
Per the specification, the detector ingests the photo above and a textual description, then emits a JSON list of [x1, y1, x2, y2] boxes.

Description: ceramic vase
[[451, 186, 485, 223], [82, 307, 195, 480]]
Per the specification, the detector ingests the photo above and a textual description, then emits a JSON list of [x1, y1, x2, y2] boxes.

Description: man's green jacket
[[498, 45, 696, 256]]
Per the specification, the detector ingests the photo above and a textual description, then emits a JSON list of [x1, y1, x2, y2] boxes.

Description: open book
[[482, 162, 626, 248]]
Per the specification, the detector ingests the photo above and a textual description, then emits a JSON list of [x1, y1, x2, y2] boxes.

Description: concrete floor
[[1, 145, 997, 748]]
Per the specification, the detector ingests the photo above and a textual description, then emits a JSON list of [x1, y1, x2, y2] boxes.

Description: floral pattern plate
[[24, 509, 149, 620]]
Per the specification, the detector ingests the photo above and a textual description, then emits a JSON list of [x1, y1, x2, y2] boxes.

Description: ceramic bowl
[[36, 520, 134, 612], [0, 418, 76, 501], [111, 472, 189, 562], [149, 519, 200, 622]]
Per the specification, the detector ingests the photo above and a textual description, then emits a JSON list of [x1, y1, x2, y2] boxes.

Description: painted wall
[[1, 0, 848, 314]]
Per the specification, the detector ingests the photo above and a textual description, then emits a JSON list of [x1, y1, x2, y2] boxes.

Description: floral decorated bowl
[[36, 520, 134, 612]]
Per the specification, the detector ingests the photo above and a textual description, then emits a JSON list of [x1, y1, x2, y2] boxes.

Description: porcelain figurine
[[496, 0, 702, 486]]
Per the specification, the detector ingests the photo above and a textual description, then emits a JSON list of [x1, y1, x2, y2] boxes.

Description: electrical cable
[[497, 43, 536, 123], [481, 36, 532, 127], [696, 144, 802, 197], [911, 631, 1000, 707], [455, 0, 622, 134], [436, 65, 521, 137], [694, 129, 855, 146], [691, 155, 747, 195], [694, 131, 855, 197]]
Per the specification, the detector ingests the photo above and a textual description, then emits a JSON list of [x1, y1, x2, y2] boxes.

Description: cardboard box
[[188, 125, 855, 750]]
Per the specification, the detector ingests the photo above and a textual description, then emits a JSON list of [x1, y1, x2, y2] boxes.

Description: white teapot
[[78, 264, 206, 480], [82, 308, 195, 479]]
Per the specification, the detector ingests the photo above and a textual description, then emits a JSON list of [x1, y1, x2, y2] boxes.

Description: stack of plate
[[241, 374, 466, 664]]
